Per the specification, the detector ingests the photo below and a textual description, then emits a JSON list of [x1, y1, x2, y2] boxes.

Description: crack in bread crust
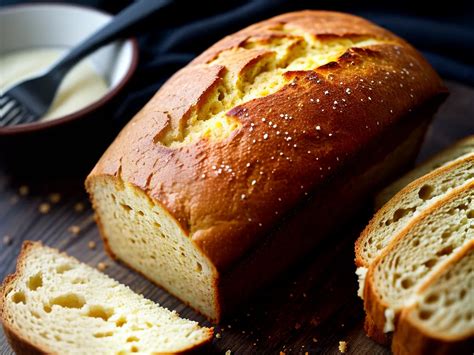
[[159, 30, 389, 147]]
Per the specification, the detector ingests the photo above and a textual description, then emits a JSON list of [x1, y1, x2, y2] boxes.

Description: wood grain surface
[[1, 80, 473, 354]]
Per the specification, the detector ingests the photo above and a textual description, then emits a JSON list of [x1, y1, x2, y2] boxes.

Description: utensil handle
[[52, 0, 172, 76]]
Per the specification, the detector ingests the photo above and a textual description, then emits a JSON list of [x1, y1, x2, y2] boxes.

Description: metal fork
[[0, 0, 171, 127]]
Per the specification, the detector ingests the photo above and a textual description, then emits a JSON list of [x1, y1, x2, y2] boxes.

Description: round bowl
[[0, 3, 138, 176]]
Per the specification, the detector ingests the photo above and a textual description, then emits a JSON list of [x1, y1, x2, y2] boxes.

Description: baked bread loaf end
[[86, 11, 446, 322]]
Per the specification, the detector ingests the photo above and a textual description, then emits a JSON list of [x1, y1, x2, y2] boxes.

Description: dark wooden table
[[1, 80, 473, 354]]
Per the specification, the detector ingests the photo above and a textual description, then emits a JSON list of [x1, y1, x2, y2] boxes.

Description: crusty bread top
[[87, 11, 446, 270]]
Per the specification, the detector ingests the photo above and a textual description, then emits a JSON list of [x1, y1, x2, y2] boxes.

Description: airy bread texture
[[375, 135, 474, 209], [0, 242, 213, 354], [392, 241, 474, 355], [356, 152, 474, 271], [87, 11, 446, 322], [362, 181, 474, 353]]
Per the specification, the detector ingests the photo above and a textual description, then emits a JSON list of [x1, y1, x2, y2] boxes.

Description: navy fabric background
[[3, 0, 474, 127]]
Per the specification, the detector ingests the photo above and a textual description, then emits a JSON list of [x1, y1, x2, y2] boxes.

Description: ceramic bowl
[[0, 3, 139, 175]]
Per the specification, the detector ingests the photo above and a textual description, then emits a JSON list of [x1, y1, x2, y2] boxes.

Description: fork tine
[[0, 95, 15, 110], [1, 105, 23, 127], [1, 98, 19, 115], [9, 107, 30, 126], [0, 98, 18, 114]]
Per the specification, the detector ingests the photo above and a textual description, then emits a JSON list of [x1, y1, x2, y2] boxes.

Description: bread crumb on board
[[68, 225, 81, 235], [225, 350, 232, 355], [38, 202, 51, 214], [215, 333, 221, 339], [18, 185, 29, 196], [49, 193, 61, 204], [74, 202, 85, 213], [339, 340, 348, 353], [3, 235, 12, 246], [97, 262, 107, 271], [88, 241, 97, 249]]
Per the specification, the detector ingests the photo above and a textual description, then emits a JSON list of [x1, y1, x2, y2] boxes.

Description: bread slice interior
[[357, 154, 474, 270], [401, 241, 473, 339], [367, 181, 474, 332], [87, 177, 219, 321], [0, 242, 213, 354]]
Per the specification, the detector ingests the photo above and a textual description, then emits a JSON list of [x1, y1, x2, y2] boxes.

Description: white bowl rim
[[0, 2, 139, 135]]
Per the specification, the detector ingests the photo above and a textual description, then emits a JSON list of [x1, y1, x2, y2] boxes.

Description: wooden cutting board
[[1, 80, 473, 354]]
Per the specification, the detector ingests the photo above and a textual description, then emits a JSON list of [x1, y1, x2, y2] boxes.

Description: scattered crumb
[[38, 202, 51, 214], [215, 333, 221, 339], [68, 225, 81, 235], [312, 338, 318, 343], [339, 341, 348, 353], [294, 322, 301, 330], [225, 351, 232, 355], [49, 193, 61, 204], [97, 262, 107, 271], [279, 352, 286, 355], [74, 202, 85, 213], [18, 185, 29, 196], [88, 241, 97, 250], [3, 235, 12, 246], [310, 317, 320, 326]]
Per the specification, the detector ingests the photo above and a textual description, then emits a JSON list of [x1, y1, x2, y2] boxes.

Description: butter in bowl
[[0, 3, 138, 176]]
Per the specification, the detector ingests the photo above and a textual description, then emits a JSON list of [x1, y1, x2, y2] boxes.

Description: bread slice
[[363, 180, 474, 339], [391, 240, 474, 355], [375, 135, 474, 209], [355, 153, 474, 279], [0, 242, 213, 354]]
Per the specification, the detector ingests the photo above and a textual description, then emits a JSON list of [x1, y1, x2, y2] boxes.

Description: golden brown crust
[[391, 240, 474, 355], [362, 181, 474, 346], [364, 314, 391, 345], [355, 153, 474, 268], [374, 135, 474, 210], [87, 10, 446, 272], [0, 241, 214, 354]]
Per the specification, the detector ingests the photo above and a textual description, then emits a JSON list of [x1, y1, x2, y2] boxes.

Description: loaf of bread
[[375, 135, 474, 209], [86, 10, 446, 322], [0, 242, 213, 354]]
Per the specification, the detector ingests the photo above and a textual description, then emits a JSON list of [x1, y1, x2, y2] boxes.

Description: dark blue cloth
[[3, 0, 474, 127]]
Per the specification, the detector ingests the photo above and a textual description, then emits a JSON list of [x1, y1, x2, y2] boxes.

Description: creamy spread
[[356, 267, 368, 299], [383, 308, 395, 333], [0, 48, 108, 121]]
